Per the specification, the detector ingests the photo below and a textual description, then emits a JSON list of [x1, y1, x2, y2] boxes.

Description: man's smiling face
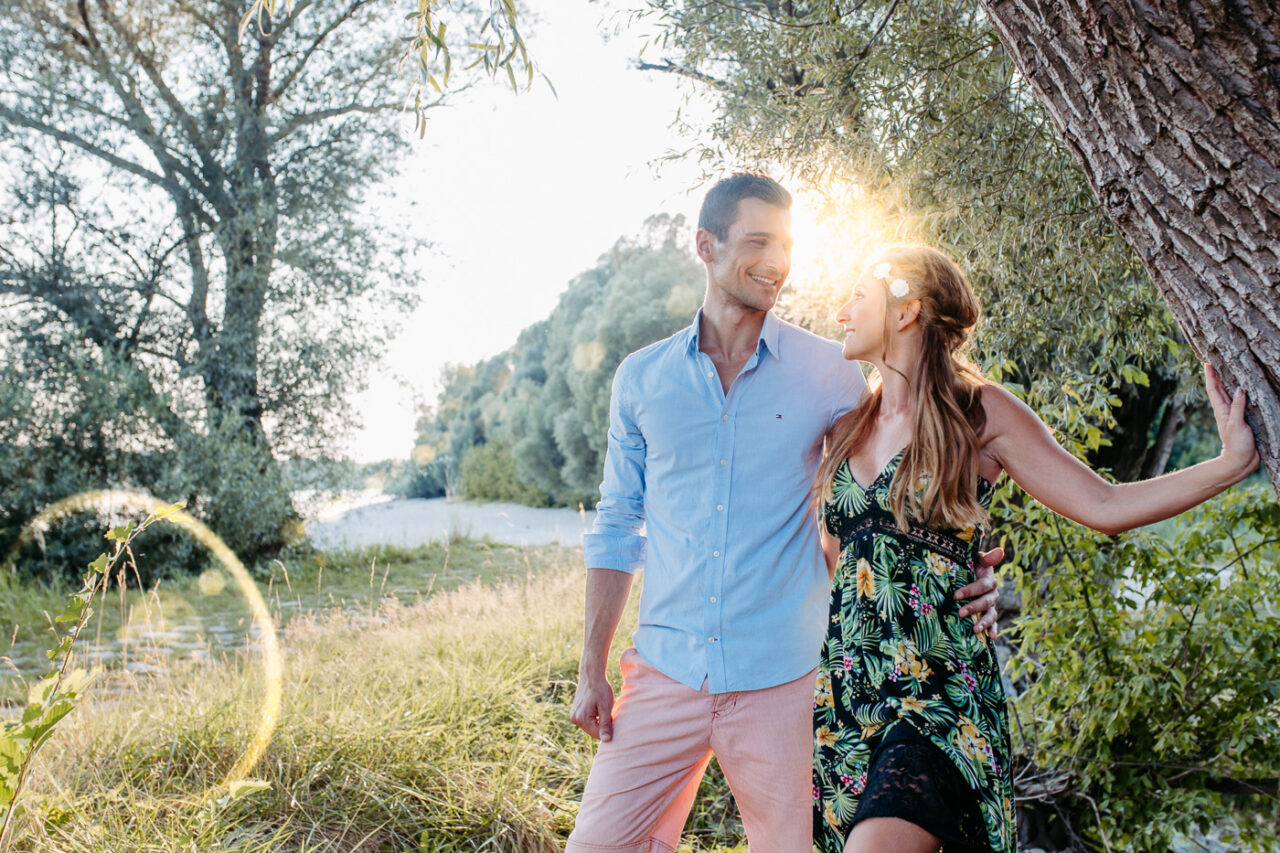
[[701, 197, 794, 313]]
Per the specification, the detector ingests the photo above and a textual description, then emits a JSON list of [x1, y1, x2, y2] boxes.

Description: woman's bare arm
[[981, 364, 1259, 535]]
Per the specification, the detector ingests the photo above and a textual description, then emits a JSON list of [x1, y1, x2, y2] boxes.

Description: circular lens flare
[[5, 489, 282, 799]]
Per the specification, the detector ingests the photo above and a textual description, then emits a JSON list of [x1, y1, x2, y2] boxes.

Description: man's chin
[[753, 291, 779, 312], [723, 286, 777, 314]]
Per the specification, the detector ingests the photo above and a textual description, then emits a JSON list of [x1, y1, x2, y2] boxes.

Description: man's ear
[[695, 228, 717, 263], [895, 299, 922, 331]]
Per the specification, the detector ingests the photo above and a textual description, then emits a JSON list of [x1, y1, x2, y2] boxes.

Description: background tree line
[[401, 214, 702, 507]]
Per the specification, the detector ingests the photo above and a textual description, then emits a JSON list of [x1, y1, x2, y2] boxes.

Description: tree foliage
[[1002, 485, 1280, 850], [405, 215, 702, 507], [0, 0, 504, 571], [246, 0, 539, 130]]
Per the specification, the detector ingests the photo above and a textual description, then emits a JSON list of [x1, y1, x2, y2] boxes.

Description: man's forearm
[[580, 567, 635, 675]]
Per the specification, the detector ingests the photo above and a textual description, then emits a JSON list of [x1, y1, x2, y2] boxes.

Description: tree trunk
[[978, 0, 1280, 491], [1144, 395, 1187, 478], [206, 21, 277, 444]]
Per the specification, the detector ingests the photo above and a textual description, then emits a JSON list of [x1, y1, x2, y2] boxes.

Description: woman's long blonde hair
[[816, 244, 990, 532]]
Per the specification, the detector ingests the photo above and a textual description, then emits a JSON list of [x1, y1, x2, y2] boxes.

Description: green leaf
[[28, 700, 76, 750], [153, 503, 191, 524], [45, 635, 72, 662], [0, 737, 26, 784], [57, 669, 94, 699], [85, 548, 108, 573], [54, 594, 89, 624], [105, 522, 134, 542]]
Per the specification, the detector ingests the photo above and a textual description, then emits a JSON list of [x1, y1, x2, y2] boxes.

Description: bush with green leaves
[[0, 351, 295, 583], [457, 442, 554, 507], [999, 483, 1280, 850]]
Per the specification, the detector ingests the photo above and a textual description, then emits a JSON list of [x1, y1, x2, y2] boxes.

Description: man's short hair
[[697, 173, 793, 241]]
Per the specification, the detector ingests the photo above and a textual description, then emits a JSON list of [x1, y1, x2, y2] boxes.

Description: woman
[[811, 244, 1258, 853]]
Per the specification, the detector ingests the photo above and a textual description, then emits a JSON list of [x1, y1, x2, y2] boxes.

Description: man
[[567, 174, 1000, 853]]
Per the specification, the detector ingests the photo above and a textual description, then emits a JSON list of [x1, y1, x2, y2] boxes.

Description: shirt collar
[[687, 309, 782, 361]]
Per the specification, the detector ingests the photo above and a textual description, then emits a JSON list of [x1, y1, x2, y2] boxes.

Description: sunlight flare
[[5, 490, 283, 800]]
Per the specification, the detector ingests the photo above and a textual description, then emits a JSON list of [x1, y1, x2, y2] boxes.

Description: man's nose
[[766, 242, 789, 272]]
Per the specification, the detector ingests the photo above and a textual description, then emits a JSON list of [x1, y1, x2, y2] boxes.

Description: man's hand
[[956, 547, 1004, 638], [570, 671, 616, 741]]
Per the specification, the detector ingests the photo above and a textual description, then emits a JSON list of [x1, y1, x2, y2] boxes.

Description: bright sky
[[343, 2, 715, 463]]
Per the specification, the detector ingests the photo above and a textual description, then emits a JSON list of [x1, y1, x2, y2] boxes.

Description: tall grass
[[0, 540, 580, 701], [7, 548, 744, 852]]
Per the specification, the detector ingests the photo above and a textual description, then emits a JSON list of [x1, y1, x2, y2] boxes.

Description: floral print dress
[[813, 451, 1014, 853]]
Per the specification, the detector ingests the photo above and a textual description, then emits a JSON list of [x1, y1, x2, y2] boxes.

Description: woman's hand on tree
[[1205, 363, 1260, 481]]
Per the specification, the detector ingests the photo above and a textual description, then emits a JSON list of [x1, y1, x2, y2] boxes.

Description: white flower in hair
[[873, 262, 891, 280], [889, 278, 910, 298]]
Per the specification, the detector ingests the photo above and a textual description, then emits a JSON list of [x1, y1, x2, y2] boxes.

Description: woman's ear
[[895, 299, 922, 331]]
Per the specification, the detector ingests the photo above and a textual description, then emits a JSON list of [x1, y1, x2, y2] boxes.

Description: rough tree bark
[[978, 0, 1280, 489]]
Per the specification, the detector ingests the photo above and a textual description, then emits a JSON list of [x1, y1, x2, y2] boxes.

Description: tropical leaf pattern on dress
[[828, 459, 871, 517], [814, 455, 1014, 853]]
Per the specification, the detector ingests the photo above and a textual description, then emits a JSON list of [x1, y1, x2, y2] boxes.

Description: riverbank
[[0, 493, 596, 686], [0, 538, 579, 699], [304, 493, 597, 550]]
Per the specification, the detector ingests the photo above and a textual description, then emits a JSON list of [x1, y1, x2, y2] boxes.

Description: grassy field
[[0, 539, 579, 698], [3, 541, 746, 852]]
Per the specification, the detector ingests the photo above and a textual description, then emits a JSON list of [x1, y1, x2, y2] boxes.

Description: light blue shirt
[[582, 310, 868, 693]]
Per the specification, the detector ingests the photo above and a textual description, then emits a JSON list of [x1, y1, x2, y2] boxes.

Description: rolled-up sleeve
[[582, 360, 647, 572]]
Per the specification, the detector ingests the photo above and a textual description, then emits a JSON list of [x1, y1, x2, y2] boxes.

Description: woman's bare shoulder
[[976, 383, 1053, 463], [978, 382, 1039, 424]]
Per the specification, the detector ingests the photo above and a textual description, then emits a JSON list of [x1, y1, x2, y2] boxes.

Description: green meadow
[[1, 540, 748, 852]]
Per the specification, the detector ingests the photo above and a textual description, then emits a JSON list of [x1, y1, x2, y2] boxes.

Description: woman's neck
[[870, 358, 915, 421]]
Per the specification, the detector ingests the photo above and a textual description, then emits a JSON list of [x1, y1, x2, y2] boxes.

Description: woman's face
[[835, 271, 886, 361]]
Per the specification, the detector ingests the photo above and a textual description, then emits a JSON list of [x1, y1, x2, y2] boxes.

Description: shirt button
[[716, 505, 723, 511], [708, 637, 719, 643], [720, 459, 726, 465], [722, 414, 729, 421], [707, 370, 713, 377], [713, 550, 720, 557], [709, 596, 717, 603]]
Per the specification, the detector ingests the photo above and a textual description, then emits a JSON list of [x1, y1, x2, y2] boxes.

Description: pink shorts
[[566, 648, 816, 853]]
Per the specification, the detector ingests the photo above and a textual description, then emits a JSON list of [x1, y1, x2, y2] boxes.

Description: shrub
[[0, 357, 296, 583], [1001, 483, 1280, 850], [457, 442, 553, 507]]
